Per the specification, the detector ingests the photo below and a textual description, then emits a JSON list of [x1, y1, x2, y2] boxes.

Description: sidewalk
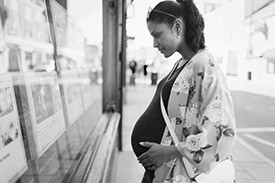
[[114, 77, 275, 183], [227, 76, 275, 98]]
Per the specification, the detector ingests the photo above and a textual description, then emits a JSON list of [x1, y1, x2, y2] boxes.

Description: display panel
[[0, 74, 28, 183], [79, 70, 95, 110], [61, 70, 84, 126], [14, 72, 66, 159], [29, 73, 65, 157], [50, 0, 67, 48]]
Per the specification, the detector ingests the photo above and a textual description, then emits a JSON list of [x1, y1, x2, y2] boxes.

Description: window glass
[[0, 0, 102, 182]]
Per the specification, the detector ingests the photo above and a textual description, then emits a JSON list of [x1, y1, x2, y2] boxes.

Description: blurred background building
[[126, 0, 275, 84]]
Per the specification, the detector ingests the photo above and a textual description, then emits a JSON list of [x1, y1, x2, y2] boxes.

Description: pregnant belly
[[131, 113, 166, 158]]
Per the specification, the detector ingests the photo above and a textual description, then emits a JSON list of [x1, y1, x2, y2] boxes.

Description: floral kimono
[[153, 49, 236, 183]]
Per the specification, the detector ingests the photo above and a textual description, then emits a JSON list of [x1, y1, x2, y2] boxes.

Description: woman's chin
[[162, 52, 172, 58]]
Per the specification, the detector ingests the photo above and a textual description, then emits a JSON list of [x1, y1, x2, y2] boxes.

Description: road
[[231, 91, 275, 164]]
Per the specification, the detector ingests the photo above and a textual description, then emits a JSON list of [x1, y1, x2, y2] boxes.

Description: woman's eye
[[153, 33, 160, 38]]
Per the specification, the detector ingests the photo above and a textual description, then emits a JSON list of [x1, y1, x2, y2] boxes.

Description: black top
[[131, 62, 186, 158]]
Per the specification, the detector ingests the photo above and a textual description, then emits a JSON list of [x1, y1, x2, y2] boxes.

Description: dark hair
[[147, 0, 205, 52]]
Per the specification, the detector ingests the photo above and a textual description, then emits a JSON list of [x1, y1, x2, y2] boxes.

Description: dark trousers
[[141, 170, 154, 183]]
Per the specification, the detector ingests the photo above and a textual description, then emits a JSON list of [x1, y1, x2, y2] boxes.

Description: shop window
[[0, 0, 103, 182]]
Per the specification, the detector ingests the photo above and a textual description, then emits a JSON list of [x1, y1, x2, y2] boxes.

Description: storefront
[[0, 0, 124, 182]]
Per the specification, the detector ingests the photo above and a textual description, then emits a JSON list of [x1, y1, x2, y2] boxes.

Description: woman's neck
[[178, 43, 196, 60], [177, 49, 195, 68], [181, 49, 195, 60]]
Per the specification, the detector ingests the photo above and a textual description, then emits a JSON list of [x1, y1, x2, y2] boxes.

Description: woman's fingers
[[137, 152, 146, 161], [139, 141, 155, 148], [138, 155, 150, 164], [138, 141, 164, 170], [138, 153, 155, 169], [138, 150, 150, 161], [140, 160, 156, 170], [147, 165, 156, 170], [138, 157, 152, 167], [142, 161, 153, 167]]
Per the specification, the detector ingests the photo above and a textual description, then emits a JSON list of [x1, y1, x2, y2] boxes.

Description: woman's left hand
[[138, 141, 176, 170]]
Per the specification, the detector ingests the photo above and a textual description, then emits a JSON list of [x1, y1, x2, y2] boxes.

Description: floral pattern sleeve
[[173, 52, 236, 173]]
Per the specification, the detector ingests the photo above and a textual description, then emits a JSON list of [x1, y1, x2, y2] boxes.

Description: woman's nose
[[153, 39, 159, 48]]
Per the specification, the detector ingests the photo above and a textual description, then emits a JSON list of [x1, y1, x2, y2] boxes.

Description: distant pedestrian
[[143, 64, 148, 77], [129, 60, 137, 74], [131, 0, 236, 182], [129, 60, 137, 85]]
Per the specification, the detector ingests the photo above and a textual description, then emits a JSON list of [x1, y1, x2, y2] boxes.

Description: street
[[231, 91, 275, 164]]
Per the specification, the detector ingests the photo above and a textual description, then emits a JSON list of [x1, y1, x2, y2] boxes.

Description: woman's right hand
[[138, 141, 181, 170]]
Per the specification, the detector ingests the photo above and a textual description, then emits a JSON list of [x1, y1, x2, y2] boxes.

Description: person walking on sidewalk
[[131, 0, 237, 182]]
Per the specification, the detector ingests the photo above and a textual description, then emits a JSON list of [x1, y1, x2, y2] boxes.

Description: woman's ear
[[174, 19, 183, 36]]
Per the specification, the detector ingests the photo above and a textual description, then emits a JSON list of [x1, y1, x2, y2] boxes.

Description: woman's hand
[[137, 141, 181, 170]]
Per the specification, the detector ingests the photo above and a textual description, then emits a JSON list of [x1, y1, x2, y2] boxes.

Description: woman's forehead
[[147, 21, 170, 33]]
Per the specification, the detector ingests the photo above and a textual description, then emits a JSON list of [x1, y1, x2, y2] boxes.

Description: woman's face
[[147, 21, 181, 58]]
